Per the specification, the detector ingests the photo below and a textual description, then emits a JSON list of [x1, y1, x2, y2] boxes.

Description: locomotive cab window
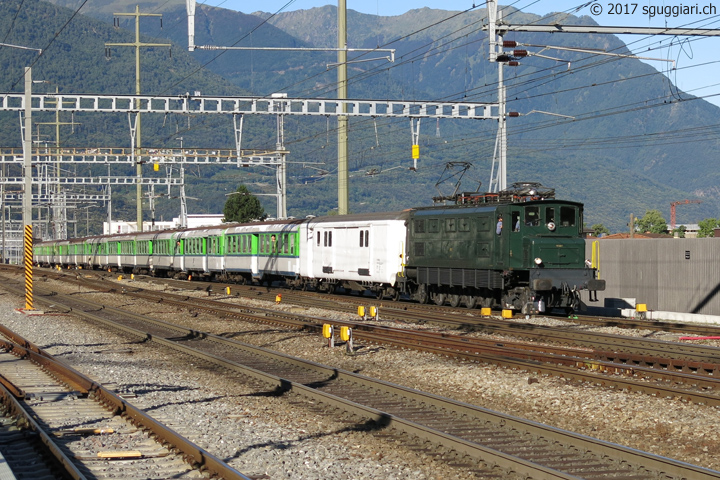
[[546, 207, 555, 224], [525, 207, 540, 226], [560, 207, 576, 227]]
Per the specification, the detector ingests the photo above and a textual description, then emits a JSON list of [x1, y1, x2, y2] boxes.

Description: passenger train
[[34, 183, 605, 313]]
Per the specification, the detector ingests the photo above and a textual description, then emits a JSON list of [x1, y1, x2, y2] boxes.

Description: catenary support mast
[[105, 5, 170, 232]]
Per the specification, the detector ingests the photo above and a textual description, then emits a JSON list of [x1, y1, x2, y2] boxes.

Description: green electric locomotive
[[401, 183, 604, 313]]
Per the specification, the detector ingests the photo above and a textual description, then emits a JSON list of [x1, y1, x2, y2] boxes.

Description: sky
[[199, 0, 720, 107]]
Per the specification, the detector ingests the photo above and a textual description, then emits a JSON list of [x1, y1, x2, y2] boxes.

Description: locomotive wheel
[[432, 293, 446, 306], [462, 296, 477, 309], [448, 294, 461, 308], [416, 285, 429, 304]]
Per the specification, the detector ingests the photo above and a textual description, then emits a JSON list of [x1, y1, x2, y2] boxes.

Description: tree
[[636, 209, 667, 234], [591, 223, 610, 236], [223, 185, 265, 223], [671, 225, 687, 238], [697, 218, 720, 238]]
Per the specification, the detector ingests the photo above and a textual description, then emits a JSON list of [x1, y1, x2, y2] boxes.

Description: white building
[[104, 214, 225, 234]]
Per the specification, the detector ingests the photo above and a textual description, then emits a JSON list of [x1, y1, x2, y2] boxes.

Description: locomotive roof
[[413, 198, 583, 215]]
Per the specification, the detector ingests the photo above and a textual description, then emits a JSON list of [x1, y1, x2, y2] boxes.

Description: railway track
[[74, 267, 720, 345], [6, 275, 720, 479], [29, 269, 720, 406], [0, 324, 252, 480]]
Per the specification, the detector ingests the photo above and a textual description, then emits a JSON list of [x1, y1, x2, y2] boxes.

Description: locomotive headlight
[[547, 222, 556, 231], [534, 257, 543, 265]]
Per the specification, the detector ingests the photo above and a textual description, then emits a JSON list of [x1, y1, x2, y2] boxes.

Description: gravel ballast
[[2, 277, 719, 478]]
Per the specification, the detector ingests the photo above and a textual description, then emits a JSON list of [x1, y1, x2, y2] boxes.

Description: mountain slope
[[17, 1, 720, 231]]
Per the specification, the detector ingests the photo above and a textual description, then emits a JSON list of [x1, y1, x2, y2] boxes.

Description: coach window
[[329, 231, 333, 247], [446, 218, 456, 232], [415, 219, 425, 233], [365, 230, 368, 246], [290, 235, 295, 255], [459, 218, 470, 232], [317, 231, 321, 246], [428, 219, 439, 233], [359, 230, 364, 247], [560, 207, 576, 227]]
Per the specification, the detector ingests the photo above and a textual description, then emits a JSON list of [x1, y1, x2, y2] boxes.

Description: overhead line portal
[[0, 94, 499, 120]]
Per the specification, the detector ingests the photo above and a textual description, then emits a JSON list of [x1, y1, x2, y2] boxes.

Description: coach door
[[172, 237, 184, 271], [251, 233, 259, 277]]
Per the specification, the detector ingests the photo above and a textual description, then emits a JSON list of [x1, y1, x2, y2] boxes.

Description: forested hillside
[[4, 0, 719, 232]]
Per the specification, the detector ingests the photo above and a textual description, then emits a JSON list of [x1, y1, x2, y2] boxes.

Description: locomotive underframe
[[402, 266, 603, 312]]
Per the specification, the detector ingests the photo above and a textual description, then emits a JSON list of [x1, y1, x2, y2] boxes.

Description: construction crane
[[670, 200, 702, 230]]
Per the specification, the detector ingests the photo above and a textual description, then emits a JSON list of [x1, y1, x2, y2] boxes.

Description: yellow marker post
[[322, 324, 334, 348], [369, 306, 378, 321], [501, 309, 513, 319], [480, 307, 492, 317], [340, 326, 353, 354], [357, 305, 366, 320], [226, 287, 231, 295]]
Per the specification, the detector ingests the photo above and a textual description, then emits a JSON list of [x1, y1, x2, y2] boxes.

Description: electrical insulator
[[508, 112, 520, 117], [508, 61, 519, 67], [512, 49, 528, 57], [496, 54, 511, 62], [502, 41, 517, 47]]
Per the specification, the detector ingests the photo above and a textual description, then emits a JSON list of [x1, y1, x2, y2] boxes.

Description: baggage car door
[[321, 228, 334, 274]]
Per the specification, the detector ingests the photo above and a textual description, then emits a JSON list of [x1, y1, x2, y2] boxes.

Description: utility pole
[[34, 86, 77, 240], [337, 0, 348, 215], [486, 0, 507, 193], [484, 3, 720, 192], [176, 137, 188, 228], [23, 67, 33, 310], [106, 5, 170, 232]]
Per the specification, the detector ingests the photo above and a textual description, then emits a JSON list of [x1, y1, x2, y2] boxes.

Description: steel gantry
[[0, 93, 497, 119], [0, 92, 499, 230]]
